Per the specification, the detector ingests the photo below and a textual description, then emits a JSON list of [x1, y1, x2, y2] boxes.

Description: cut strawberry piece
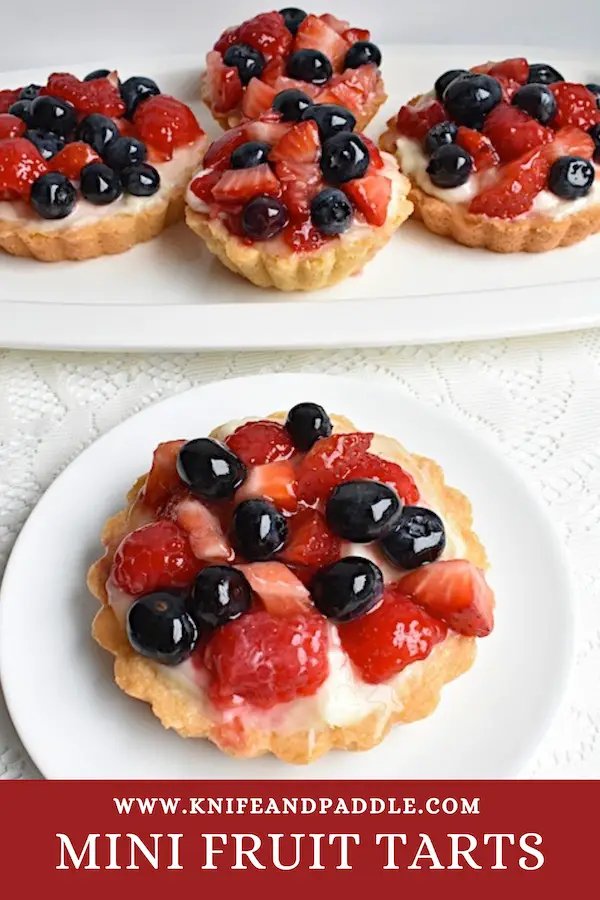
[[342, 27, 371, 44], [235, 460, 298, 512], [273, 75, 321, 99], [237, 561, 311, 615], [400, 559, 494, 637], [224, 420, 295, 465], [456, 127, 499, 171], [283, 218, 328, 252], [551, 83, 600, 131], [214, 25, 242, 54], [173, 497, 234, 563], [270, 119, 321, 163], [242, 77, 277, 118], [49, 141, 101, 180], [338, 582, 448, 684], [141, 439, 186, 510], [546, 126, 595, 161], [204, 609, 329, 708], [294, 14, 350, 72], [112, 520, 200, 596], [238, 11, 293, 61], [134, 94, 203, 157], [343, 172, 391, 226], [275, 160, 323, 219], [360, 134, 384, 169], [203, 123, 248, 170], [296, 432, 373, 504], [469, 146, 550, 218], [319, 81, 362, 115], [0, 89, 20, 114], [396, 96, 447, 142], [212, 162, 279, 203], [320, 13, 351, 34], [245, 114, 289, 145], [278, 508, 341, 568], [205, 50, 244, 116], [114, 117, 139, 138], [495, 75, 521, 103], [261, 56, 287, 88], [42, 73, 125, 117], [0, 114, 26, 140], [189, 168, 222, 204], [483, 104, 553, 162], [0, 138, 47, 198], [349, 456, 420, 505], [487, 57, 529, 85]]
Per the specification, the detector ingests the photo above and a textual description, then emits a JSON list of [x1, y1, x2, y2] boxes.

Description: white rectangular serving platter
[[1, 44, 600, 351]]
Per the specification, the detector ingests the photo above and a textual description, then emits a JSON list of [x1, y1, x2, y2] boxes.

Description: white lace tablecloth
[[1, 333, 599, 780]]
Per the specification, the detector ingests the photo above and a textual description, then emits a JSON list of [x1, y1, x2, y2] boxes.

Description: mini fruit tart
[[88, 403, 495, 764], [202, 9, 386, 131], [184, 104, 412, 290], [0, 70, 207, 261], [380, 57, 600, 252]]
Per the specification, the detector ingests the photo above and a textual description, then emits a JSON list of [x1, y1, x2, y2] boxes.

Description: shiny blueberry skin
[[76, 113, 120, 154], [230, 141, 271, 169], [427, 144, 473, 188], [311, 556, 384, 623], [80, 163, 123, 205], [423, 121, 458, 154], [223, 44, 266, 86], [512, 83, 557, 125], [127, 591, 198, 665], [177, 437, 246, 500], [588, 123, 600, 162], [548, 156, 595, 199], [121, 163, 161, 196], [273, 88, 314, 122], [84, 68, 115, 81], [23, 129, 64, 160], [527, 63, 564, 85], [434, 69, 470, 102], [233, 499, 287, 561], [311, 187, 353, 236], [300, 102, 356, 140], [242, 195, 289, 240], [8, 100, 33, 127], [586, 83, 600, 109], [345, 41, 382, 70], [380, 506, 446, 570], [284, 402, 332, 450], [442, 73, 502, 128], [187, 565, 252, 630], [326, 479, 402, 543], [287, 49, 332, 86], [320, 132, 370, 185], [103, 136, 147, 170], [120, 75, 160, 118], [19, 84, 41, 101], [29, 96, 76, 136], [29, 172, 76, 220], [279, 6, 307, 34]]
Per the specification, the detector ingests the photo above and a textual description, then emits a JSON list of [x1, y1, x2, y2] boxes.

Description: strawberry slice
[[545, 126, 595, 161], [343, 172, 391, 226], [134, 95, 203, 157], [42, 72, 125, 117], [261, 57, 287, 88], [360, 134, 385, 169], [487, 57, 529, 84], [278, 508, 341, 568], [400, 559, 494, 637], [236, 561, 311, 616], [237, 11, 293, 61], [469, 146, 550, 218], [483, 105, 553, 162], [203, 124, 248, 170], [550, 82, 600, 131], [320, 13, 351, 34], [0, 114, 26, 140], [342, 27, 370, 44], [396, 96, 447, 142], [189, 168, 222, 204], [235, 460, 298, 512], [0, 88, 20, 114], [275, 160, 323, 219], [495, 76, 521, 103], [49, 142, 101, 180], [283, 219, 328, 252], [213, 163, 280, 203], [242, 78, 277, 118], [174, 497, 234, 563], [245, 112, 289, 145], [0, 137, 48, 198], [318, 82, 362, 115], [214, 25, 243, 55], [456, 127, 499, 171], [294, 14, 350, 72], [141, 440, 186, 510], [224, 420, 295, 465], [270, 119, 321, 163], [273, 75, 321, 98], [206, 49, 243, 115]]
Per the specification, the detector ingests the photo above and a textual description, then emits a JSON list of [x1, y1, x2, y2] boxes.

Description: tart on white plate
[[88, 402, 495, 765]]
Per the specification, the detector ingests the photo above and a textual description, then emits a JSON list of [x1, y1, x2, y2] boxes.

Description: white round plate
[[0, 374, 574, 779], [1, 45, 600, 351]]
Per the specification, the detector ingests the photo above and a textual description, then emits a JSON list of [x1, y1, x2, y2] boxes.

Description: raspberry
[[49, 142, 101, 180], [338, 583, 448, 684], [0, 138, 48, 197], [469, 146, 550, 218], [551, 82, 600, 131], [0, 113, 26, 140], [224, 420, 295, 465], [111, 520, 200, 596], [483, 105, 553, 162], [278, 508, 341, 568], [42, 73, 125, 117], [204, 609, 329, 708], [348, 456, 420, 505], [396, 97, 446, 142], [295, 432, 374, 503], [141, 440, 186, 510], [134, 95, 203, 158]]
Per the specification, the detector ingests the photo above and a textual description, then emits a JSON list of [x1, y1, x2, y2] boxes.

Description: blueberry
[[586, 83, 600, 109], [442, 73, 502, 128], [126, 590, 198, 665], [84, 68, 117, 82], [527, 63, 564, 85], [233, 499, 287, 561], [29, 172, 76, 220], [279, 6, 307, 34], [320, 132, 370, 185], [223, 44, 266, 86], [120, 75, 160, 118], [30, 96, 76, 136], [23, 129, 64, 160], [80, 163, 123, 205], [19, 84, 41, 101], [588, 123, 600, 161], [177, 438, 246, 499], [8, 100, 33, 127], [512, 83, 557, 125], [284, 402, 332, 451], [287, 49, 332, 86], [242, 195, 289, 240], [380, 506, 446, 570], [76, 113, 120, 154], [345, 41, 382, 70], [548, 156, 595, 199], [423, 121, 458, 154], [300, 102, 356, 140], [187, 565, 252, 630], [434, 69, 470, 102], [103, 136, 147, 170], [121, 163, 161, 196], [311, 187, 353, 235], [273, 88, 313, 122], [311, 557, 383, 623], [427, 144, 473, 188], [230, 141, 271, 169], [326, 480, 402, 543]]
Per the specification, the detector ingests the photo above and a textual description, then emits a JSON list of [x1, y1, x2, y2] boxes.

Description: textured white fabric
[[1, 333, 599, 779]]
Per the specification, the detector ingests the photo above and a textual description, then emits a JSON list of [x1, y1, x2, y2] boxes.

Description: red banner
[[0, 781, 594, 896]]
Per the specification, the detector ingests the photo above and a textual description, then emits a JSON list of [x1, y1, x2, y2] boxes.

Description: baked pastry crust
[[88, 413, 490, 764]]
